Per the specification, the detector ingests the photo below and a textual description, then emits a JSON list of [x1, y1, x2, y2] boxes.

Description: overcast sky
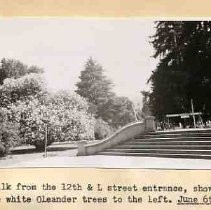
[[0, 18, 158, 104]]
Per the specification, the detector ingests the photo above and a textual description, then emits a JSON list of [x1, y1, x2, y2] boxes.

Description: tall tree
[[76, 57, 135, 127], [76, 57, 114, 119], [149, 21, 211, 120]]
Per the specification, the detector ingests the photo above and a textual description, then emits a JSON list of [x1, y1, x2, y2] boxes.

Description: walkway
[[1, 150, 211, 169]]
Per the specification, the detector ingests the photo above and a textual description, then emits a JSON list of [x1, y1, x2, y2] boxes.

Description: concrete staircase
[[97, 128, 211, 159]]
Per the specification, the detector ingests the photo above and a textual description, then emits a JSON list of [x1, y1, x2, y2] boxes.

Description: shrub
[[0, 143, 5, 157], [0, 73, 46, 107], [7, 91, 95, 150], [0, 108, 20, 156], [94, 119, 113, 140], [0, 123, 20, 153], [0, 73, 96, 150]]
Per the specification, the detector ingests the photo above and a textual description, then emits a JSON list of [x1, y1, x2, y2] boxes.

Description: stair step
[[115, 144, 211, 149], [138, 133, 211, 138], [134, 136, 211, 141], [97, 129, 211, 159], [103, 148, 211, 154], [122, 141, 211, 145], [148, 129, 211, 135], [97, 152, 211, 159]]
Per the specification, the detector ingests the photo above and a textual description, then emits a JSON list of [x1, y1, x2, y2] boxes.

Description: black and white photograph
[[1, 19, 211, 169]]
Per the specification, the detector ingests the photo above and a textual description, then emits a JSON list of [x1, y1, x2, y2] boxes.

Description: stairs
[[97, 128, 211, 159]]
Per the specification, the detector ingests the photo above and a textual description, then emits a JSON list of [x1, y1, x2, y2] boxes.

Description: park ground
[[1, 143, 211, 169]]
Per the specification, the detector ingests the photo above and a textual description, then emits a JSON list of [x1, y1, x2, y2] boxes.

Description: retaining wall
[[77, 116, 155, 156]]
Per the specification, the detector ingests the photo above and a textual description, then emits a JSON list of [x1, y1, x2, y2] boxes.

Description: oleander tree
[[0, 59, 95, 153], [0, 63, 46, 154], [0, 73, 47, 107], [7, 92, 95, 150]]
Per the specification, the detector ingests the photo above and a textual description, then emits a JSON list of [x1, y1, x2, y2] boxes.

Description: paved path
[[1, 150, 211, 169]]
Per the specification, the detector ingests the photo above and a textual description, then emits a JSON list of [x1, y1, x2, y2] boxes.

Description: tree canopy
[[0, 58, 43, 85], [149, 21, 211, 120], [76, 58, 114, 113], [0, 58, 95, 153], [76, 57, 136, 128]]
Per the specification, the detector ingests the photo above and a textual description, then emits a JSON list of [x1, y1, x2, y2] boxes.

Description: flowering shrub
[[7, 91, 95, 150], [47, 90, 89, 112], [0, 73, 95, 151], [0, 73, 46, 107]]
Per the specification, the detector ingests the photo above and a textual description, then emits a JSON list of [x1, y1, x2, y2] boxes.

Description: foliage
[[102, 96, 136, 128], [94, 119, 114, 140], [76, 58, 136, 128], [0, 58, 96, 152], [0, 59, 45, 153], [7, 92, 95, 150], [0, 108, 20, 156], [76, 57, 114, 119], [149, 21, 211, 120], [0, 58, 43, 85], [48, 90, 88, 112], [0, 143, 5, 157], [0, 73, 46, 107]]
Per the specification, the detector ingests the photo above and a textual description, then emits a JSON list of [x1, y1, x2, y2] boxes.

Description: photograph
[[1, 18, 211, 169]]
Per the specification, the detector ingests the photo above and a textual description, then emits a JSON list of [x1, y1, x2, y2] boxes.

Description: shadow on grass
[[11, 146, 77, 155]]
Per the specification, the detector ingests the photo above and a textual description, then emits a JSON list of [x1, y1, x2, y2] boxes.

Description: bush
[[7, 91, 95, 150], [0, 143, 5, 157], [0, 73, 46, 107], [0, 108, 20, 156], [0, 123, 20, 153], [94, 119, 113, 140], [0, 72, 96, 151]]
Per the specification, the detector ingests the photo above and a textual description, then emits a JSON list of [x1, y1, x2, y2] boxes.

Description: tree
[[7, 91, 95, 150], [76, 58, 136, 128], [94, 118, 113, 140], [103, 96, 136, 128], [0, 59, 45, 152], [0, 73, 47, 107], [76, 57, 114, 119], [149, 21, 211, 120], [0, 58, 43, 85], [0, 58, 95, 151]]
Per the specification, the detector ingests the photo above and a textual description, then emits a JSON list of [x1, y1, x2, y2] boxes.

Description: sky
[[0, 18, 158, 105]]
